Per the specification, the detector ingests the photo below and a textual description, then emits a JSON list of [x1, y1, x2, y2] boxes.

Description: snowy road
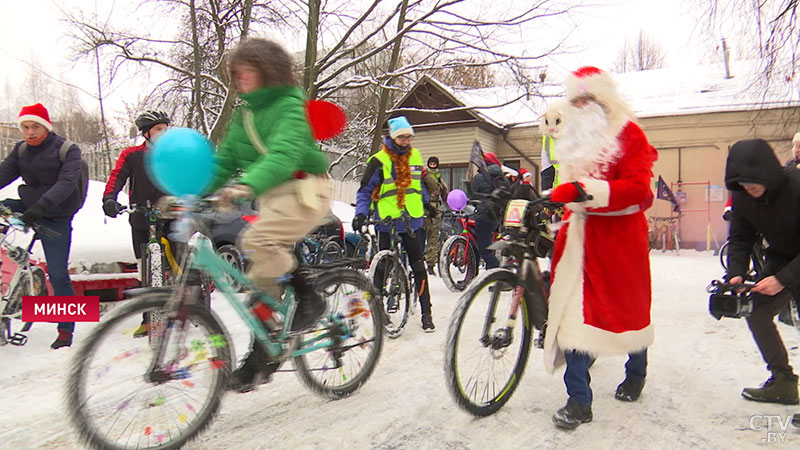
[[2, 252, 799, 449]]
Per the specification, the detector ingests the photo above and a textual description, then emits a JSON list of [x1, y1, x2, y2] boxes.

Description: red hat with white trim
[[18, 103, 53, 131], [565, 66, 620, 107]]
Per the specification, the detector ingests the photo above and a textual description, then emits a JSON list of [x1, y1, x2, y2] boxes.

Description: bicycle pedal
[[9, 333, 28, 346]]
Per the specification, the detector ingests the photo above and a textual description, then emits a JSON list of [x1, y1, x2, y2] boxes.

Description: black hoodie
[[724, 139, 800, 289]]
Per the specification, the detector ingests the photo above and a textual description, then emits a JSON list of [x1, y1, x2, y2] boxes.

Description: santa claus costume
[[545, 67, 658, 429]]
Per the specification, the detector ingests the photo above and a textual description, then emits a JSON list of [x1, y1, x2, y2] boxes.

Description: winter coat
[[103, 142, 167, 228], [544, 121, 657, 373], [470, 163, 507, 223], [725, 139, 800, 289], [355, 140, 429, 233], [511, 179, 539, 202], [208, 86, 328, 196], [0, 132, 83, 218]]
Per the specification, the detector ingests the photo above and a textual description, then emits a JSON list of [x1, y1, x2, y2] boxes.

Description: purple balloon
[[447, 189, 468, 211]]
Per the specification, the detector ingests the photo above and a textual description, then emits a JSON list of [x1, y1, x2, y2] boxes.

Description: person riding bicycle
[[102, 110, 171, 338], [0, 103, 84, 349], [545, 67, 657, 429], [469, 151, 510, 271], [352, 116, 435, 332], [725, 139, 800, 409], [206, 38, 332, 392]]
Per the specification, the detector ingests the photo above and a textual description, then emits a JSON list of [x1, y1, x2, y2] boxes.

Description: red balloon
[[306, 100, 348, 140]]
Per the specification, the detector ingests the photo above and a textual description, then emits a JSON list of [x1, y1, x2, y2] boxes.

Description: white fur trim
[[390, 127, 414, 139], [18, 114, 53, 131], [577, 178, 609, 208], [543, 199, 653, 374]]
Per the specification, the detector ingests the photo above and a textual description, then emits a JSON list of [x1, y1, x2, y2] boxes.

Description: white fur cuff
[[577, 178, 609, 208]]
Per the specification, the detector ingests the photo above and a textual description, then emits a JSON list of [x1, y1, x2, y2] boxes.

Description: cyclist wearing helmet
[[102, 110, 171, 337]]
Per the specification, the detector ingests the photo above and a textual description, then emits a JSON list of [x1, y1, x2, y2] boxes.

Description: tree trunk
[[94, 47, 112, 175], [369, 0, 409, 155], [189, 0, 207, 135], [209, 0, 254, 144], [303, 0, 321, 99]]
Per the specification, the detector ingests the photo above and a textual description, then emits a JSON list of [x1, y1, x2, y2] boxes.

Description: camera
[[707, 280, 754, 320]]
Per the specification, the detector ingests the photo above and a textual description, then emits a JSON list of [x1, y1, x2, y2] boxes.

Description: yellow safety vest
[[543, 135, 560, 187], [371, 148, 424, 219]]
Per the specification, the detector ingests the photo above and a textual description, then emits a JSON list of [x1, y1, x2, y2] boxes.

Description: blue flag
[[656, 175, 680, 212]]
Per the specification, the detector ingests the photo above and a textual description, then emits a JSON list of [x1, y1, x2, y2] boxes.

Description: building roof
[[397, 60, 800, 129]]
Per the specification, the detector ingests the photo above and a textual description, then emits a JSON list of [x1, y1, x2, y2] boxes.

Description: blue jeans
[[474, 219, 499, 270], [564, 349, 648, 405], [2, 199, 75, 333]]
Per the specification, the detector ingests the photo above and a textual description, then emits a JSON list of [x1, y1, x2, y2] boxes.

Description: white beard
[[556, 102, 621, 181]]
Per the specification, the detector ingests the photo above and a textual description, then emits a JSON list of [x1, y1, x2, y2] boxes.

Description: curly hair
[[228, 38, 299, 88], [371, 144, 412, 208]]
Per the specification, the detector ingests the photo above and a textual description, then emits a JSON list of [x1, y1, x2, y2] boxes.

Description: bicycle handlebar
[[0, 206, 61, 238]]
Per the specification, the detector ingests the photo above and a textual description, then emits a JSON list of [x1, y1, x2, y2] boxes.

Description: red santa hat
[[565, 66, 621, 107], [18, 103, 53, 131], [519, 168, 532, 179]]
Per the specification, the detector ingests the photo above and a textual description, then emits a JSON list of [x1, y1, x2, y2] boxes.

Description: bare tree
[[699, 0, 799, 86], [614, 30, 666, 73]]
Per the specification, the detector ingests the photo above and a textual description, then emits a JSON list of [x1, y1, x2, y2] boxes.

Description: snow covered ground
[[1, 251, 799, 449]]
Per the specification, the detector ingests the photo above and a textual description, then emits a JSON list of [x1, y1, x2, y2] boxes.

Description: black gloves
[[21, 203, 46, 226], [722, 209, 732, 222], [103, 198, 122, 217], [352, 214, 366, 232]]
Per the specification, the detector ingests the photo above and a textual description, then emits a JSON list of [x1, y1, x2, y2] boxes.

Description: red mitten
[[550, 182, 584, 203]]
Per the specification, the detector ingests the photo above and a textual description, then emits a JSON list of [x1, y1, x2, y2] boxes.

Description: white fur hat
[[566, 66, 620, 107], [793, 132, 800, 144]]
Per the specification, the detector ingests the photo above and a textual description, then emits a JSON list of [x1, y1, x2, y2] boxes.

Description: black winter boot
[[51, 330, 73, 350], [552, 399, 592, 429], [228, 342, 280, 393], [615, 377, 646, 402], [742, 372, 799, 405], [289, 268, 327, 332]]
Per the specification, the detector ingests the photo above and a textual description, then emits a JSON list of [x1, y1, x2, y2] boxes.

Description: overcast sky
[[0, 0, 713, 131]]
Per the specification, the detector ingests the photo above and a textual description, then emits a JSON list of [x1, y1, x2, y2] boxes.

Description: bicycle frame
[[0, 221, 44, 346]]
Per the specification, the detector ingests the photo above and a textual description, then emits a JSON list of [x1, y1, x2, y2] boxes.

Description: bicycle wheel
[[317, 237, 345, 264], [66, 293, 232, 450], [368, 250, 411, 338], [439, 235, 478, 292], [216, 244, 245, 292], [445, 268, 533, 416], [143, 242, 169, 347], [293, 268, 383, 399]]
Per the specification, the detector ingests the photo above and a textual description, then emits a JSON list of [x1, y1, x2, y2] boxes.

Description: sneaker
[[289, 268, 328, 332], [552, 399, 592, 429], [427, 264, 436, 276], [421, 313, 435, 332], [228, 344, 280, 393], [742, 372, 800, 405], [51, 330, 73, 350], [615, 377, 645, 402], [133, 322, 149, 338]]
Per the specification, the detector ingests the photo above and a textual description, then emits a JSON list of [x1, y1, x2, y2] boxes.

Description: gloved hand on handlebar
[[550, 182, 585, 203], [21, 203, 45, 227], [352, 214, 366, 232], [102, 198, 122, 217], [215, 184, 254, 211]]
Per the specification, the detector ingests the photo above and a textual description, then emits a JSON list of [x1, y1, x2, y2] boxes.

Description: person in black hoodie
[[469, 152, 510, 270], [725, 138, 800, 407], [0, 103, 83, 349]]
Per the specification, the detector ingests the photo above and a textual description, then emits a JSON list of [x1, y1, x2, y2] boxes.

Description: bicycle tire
[[317, 237, 345, 264], [719, 241, 729, 271], [439, 235, 478, 292], [368, 250, 411, 338], [66, 293, 232, 450], [293, 268, 384, 399], [444, 268, 533, 417]]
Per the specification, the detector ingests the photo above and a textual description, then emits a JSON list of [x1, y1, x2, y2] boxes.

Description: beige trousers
[[240, 175, 332, 293]]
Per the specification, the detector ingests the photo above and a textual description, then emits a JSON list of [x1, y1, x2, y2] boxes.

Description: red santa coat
[[544, 121, 657, 373]]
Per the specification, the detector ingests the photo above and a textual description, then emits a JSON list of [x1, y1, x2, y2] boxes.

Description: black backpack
[[491, 171, 512, 193], [19, 139, 90, 208]]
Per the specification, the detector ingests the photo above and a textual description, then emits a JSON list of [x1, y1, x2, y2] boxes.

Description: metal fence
[[0, 135, 117, 182]]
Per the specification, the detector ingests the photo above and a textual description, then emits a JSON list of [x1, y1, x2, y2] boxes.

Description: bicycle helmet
[[135, 110, 171, 134]]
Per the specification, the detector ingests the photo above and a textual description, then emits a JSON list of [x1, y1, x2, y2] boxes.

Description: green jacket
[[208, 86, 328, 196]]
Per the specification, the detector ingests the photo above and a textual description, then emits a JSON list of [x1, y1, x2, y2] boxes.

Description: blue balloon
[[147, 127, 214, 197]]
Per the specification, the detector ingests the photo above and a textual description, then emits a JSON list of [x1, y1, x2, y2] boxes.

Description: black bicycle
[[444, 187, 576, 416]]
